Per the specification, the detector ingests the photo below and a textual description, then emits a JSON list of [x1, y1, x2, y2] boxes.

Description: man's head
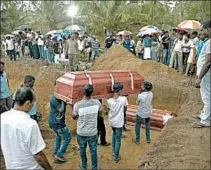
[[141, 81, 153, 92], [199, 32, 206, 41], [191, 31, 198, 39], [83, 84, 93, 98], [24, 75, 35, 88], [165, 31, 169, 37], [28, 28, 32, 32], [0, 61, 5, 73], [92, 35, 96, 40], [184, 34, 190, 42], [14, 87, 35, 112], [202, 20, 211, 38], [71, 33, 76, 40], [124, 35, 129, 40], [113, 82, 123, 95], [178, 33, 183, 40], [6, 36, 10, 40]]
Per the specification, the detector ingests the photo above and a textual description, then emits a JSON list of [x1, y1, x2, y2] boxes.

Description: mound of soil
[[92, 45, 179, 79]]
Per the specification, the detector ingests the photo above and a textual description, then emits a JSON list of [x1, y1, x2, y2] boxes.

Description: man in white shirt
[[6, 36, 16, 61], [1, 87, 52, 169], [169, 33, 184, 73], [107, 82, 128, 163], [38, 34, 44, 59], [133, 82, 153, 145], [193, 20, 211, 128]]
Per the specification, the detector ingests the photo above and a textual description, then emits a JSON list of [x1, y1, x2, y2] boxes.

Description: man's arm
[[33, 151, 52, 170], [72, 103, 79, 119], [58, 101, 65, 113], [196, 53, 211, 88]]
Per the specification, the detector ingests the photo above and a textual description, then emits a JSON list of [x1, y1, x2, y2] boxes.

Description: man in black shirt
[[105, 33, 115, 51], [162, 31, 170, 65]]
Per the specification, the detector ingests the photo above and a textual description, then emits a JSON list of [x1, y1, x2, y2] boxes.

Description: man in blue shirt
[[0, 61, 13, 113], [13, 75, 42, 123], [48, 86, 71, 164]]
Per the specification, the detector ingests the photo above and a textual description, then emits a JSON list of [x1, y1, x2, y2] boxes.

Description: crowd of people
[[1, 29, 101, 71], [0, 20, 210, 170], [104, 28, 209, 77]]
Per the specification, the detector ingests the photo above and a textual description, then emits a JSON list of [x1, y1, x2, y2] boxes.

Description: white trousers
[[199, 74, 210, 126]]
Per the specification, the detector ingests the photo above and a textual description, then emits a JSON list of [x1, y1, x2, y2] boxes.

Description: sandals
[[121, 134, 127, 138], [100, 142, 111, 146], [132, 138, 140, 145], [193, 122, 209, 128], [191, 115, 201, 120]]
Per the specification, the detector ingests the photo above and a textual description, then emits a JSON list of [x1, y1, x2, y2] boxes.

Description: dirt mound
[[92, 45, 179, 79]]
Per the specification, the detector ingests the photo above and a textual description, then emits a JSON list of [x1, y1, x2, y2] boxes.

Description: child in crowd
[[107, 82, 128, 163], [133, 81, 153, 145]]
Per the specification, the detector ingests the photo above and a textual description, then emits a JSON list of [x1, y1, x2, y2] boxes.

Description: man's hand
[[195, 77, 201, 88]]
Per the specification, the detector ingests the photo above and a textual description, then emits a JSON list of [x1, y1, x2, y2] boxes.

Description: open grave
[[1, 46, 209, 169]]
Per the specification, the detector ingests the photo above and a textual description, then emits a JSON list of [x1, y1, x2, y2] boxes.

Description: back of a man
[[1, 110, 44, 169], [74, 98, 101, 136], [73, 84, 101, 170], [107, 96, 127, 128], [1, 87, 52, 170]]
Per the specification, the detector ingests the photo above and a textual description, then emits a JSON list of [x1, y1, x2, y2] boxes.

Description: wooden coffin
[[126, 105, 173, 130], [54, 71, 144, 105]]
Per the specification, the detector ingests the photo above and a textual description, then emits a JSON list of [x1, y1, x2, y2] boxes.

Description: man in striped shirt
[[72, 84, 101, 170]]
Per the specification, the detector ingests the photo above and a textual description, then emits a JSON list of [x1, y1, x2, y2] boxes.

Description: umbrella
[[137, 28, 161, 36], [56, 29, 70, 34], [140, 25, 160, 32], [5, 34, 15, 38], [15, 25, 31, 31], [65, 25, 85, 31], [117, 30, 132, 36], [178, 20, 201, 30], [46, 30, 57, 35], [11, 30, 21, 35], [51, 35, 62, 41], [175, 27, 188, 34]]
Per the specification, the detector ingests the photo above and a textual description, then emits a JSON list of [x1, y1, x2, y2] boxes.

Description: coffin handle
[[109, 73, 114, 91], [129, 72, 134, 90], [86, 73, 92, 85]]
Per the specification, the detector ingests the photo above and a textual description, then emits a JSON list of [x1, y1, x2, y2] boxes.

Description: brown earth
[[1, 59, 159, 170], [1, 44, 210, 170], [92, 45, 210, 169]]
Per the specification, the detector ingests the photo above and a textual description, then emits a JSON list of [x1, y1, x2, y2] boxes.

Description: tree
[[1, 1, 27, 34], [26, 1, 71, 32]]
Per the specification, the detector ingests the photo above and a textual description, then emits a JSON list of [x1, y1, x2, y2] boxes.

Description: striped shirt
[[73, 98, 102, 136], [91, 40, 100, 51]]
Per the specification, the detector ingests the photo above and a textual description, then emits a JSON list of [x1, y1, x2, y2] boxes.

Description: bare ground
[[1, 58, 210, 169]]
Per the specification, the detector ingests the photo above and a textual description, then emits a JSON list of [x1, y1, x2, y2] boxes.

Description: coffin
[[126, 105, 173, 130], [54, 71, 144, 105]]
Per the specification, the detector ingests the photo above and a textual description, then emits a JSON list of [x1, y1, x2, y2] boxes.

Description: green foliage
[[1, 1, 210, 35]]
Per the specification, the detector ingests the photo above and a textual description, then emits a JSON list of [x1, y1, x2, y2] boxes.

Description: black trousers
[[97, 116, 106, 144]]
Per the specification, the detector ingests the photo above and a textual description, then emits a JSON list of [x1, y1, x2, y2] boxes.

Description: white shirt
[[136, 92, 153, 118], [173, 39, 183, 52], [6, 39, 14, 50], [77, 39, 84, 51], [1, 109, 46, 169], [182, 40, 194, 53], [197, 39, 210, 76], [38, 37, 44, 46], [107, 96, 128, 128]]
